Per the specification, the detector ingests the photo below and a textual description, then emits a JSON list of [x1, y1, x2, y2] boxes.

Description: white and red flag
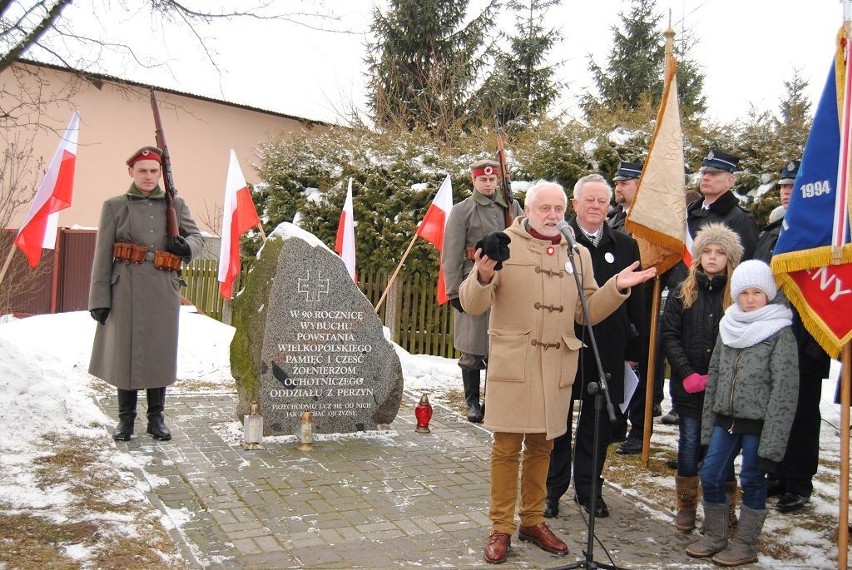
[[335, 177, 356, 282], [14, 111, 80, 267], [218, 149, 261, 299], [416, 174, 453, 303], [682, 222, 694, 268]]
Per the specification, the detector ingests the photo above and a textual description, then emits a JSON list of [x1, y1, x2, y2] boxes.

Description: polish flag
[[335, 178, 356, 282], [14, 111, 80, 267], [218, 150, 261, 299], [683, 222, 694, 267], [416, 174, 453, 303]]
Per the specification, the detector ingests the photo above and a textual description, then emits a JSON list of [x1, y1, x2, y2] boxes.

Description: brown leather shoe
[[484, 531, 511, 564], [518, 522, 569, 555]]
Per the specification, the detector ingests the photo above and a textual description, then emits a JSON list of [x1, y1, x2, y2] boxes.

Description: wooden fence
[[180, 261, 459, 359]]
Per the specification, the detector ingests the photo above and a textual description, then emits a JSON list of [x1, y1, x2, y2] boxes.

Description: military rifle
[[494, 120, 514, 227], [150, 88, 179, 238]]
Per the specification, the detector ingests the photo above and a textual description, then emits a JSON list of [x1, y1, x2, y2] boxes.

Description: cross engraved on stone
[[297, 271, 330, 302]]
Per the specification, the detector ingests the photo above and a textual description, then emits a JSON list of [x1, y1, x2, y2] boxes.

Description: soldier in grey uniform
[[442, 159, 522, 422], [89, 146, 204, 442]]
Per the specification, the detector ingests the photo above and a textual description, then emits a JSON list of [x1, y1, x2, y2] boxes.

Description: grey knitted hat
[[692, 222, 744, 267], [730, 259, 778, 301]]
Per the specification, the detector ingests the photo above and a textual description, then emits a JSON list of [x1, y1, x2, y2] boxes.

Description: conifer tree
[[671, 26, 707, 121], [366, 0, 498, 138], [584, 0, 664, 116], [775, 69, 812, 156], [582, 0, 706, 124], [478, 0, 562, 126]]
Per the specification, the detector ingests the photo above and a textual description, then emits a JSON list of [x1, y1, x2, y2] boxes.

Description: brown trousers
[[489, 431, 553, 535]]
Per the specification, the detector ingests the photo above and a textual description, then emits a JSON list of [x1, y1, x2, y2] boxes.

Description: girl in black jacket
[[661, 223, 743, 533]]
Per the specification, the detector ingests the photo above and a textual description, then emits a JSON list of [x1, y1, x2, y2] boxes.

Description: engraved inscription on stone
[[253, 225, 402, 435]]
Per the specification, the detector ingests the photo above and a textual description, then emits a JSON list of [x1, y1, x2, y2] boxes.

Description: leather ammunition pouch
[[153, 250, 182, 271], [112, 242, 147, 264], [113, 242, 182, 272]]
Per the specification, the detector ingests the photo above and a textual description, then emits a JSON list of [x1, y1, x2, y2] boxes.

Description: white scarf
[[718, 303, 793, 349]]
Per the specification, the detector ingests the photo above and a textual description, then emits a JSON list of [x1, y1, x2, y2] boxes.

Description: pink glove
[[683, 373, 708, 394]]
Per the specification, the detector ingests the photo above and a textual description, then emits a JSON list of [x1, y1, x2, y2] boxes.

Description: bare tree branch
[[151, 0, 349, 33], [0, 0, 71, 71], [0, 134, 49, 314]]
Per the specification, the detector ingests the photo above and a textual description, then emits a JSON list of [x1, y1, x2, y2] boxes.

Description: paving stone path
[[104, 391, 754, 569]]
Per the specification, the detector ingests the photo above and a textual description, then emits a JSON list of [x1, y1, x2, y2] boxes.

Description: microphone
[[556, 221, 580, 251]]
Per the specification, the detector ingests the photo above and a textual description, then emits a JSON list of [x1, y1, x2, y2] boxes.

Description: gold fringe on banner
[[771, 244, 852, 274], [775, 271, 849, 358]]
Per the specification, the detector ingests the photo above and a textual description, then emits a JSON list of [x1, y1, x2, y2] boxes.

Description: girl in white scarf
[[688, 260, 798, 566]]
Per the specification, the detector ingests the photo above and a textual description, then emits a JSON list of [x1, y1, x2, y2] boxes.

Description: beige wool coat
[[88, 187, 204, 390], [459, 218, 629, 440]]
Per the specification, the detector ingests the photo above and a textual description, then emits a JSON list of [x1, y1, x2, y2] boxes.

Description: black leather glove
[[165, 235, 192, 257], [90, 308, 110, 325], [450, 297, 465, 313], [474, 231, 511, 270]]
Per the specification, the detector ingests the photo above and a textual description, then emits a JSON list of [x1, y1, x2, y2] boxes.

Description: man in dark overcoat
[[667, 150, 760, 290], [89, 146, 204, 441], [688, 150, 759, 259], [544, 173, 645, 519], [442, 159, 522, 422]]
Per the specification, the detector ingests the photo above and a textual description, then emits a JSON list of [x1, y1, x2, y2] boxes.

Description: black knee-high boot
[[146, 387, 171, 441], [114, 389, 138, 441], [462, 369, 483, 423]]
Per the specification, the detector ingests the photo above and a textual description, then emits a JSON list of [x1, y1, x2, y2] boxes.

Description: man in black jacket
[[666, 150, 759, 291], [544, 173, 645, 519], [688, 150, 758, 260]]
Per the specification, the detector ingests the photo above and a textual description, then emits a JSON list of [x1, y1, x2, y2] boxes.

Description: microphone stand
[[556, 237, 621, 570]]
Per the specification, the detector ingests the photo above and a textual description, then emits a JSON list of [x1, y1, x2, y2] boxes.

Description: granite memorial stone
[[231, 223, 403, 435]]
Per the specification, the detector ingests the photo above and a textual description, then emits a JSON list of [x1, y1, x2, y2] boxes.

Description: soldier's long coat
[[459, 217, 629, 439], [442, 191, 522, 356], [88, 187, 204, 389]]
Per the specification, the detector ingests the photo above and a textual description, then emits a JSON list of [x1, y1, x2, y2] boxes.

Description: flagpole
[[637, 26, 679, 465], [256, 223, 267, 242], [840, 343, 851, 569], [374, 233, 419, 313], [49, 228, 62, 313], [641, 276, 662, 467], [840, 5, 852, 568], [640, 27, 678, 465], [0, 245, 15, 288]]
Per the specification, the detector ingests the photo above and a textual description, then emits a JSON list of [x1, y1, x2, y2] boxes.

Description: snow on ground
[[0, 308, 847, 567]]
